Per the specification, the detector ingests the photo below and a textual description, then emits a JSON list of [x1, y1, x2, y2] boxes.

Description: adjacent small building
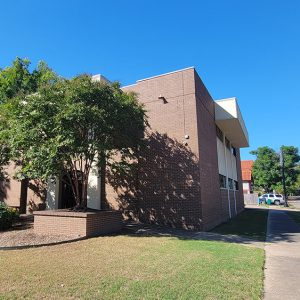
[[241, 160, 254, 194], [0, 67, 249, 231]]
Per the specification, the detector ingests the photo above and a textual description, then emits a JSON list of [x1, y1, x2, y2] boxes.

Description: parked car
[[260, 193, 285, 205]]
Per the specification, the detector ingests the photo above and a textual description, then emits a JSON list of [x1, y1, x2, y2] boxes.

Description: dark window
[[225, 137, 230, 150], [269, 194, 274, 198], [219, 174, 227, 188], [216, 126, 224, 141], [276, 194, 282, 198], [232, 147, 237, 157], [234, 180, 239, 190], [228, 178, 234, 190]]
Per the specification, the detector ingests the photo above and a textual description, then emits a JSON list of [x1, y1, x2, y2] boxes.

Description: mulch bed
[[0, 216, 81, 249]]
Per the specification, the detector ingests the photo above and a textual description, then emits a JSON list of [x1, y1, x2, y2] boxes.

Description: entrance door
[[60, 174, 82, 209]]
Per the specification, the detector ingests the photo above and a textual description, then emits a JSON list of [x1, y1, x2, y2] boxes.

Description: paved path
[[264, 209, 300, 299]]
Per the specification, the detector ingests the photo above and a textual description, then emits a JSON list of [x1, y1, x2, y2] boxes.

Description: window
[[216, 126, 224, 141], [219, 174, 227, 188], [234, 180, 239, 190], [228, 178, 234, 190], [225, 137, 230, 150], [232, 147, 237, 157], [269, 194, 274, 198], [276, 194, 282, 198]]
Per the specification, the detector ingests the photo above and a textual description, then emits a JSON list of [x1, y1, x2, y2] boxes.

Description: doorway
[[60, 173, 82, 209]]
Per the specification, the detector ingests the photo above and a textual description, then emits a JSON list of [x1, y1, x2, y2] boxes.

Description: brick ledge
[[33, 209, 119, 218]]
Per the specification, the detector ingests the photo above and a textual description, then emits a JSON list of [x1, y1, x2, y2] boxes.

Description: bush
[[0, 202, 19, 231]]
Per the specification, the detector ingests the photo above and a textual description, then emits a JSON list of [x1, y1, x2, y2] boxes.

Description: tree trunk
[[100, 153, 107, 210], [82, 174, 88, 209]]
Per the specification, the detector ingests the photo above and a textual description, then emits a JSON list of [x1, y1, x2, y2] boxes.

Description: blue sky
[[1, 0, 299, 160]]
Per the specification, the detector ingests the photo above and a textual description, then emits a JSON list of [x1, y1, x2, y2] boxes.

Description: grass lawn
[[287, 210, 300, 226], [0, 235, 264, 299], [212, 208, 269, 241]]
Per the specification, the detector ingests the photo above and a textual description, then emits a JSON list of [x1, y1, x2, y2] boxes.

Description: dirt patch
[[0, 228, 80, 248]]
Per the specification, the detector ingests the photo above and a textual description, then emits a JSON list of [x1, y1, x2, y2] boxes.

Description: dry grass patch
[[0, 235, 264, 299]]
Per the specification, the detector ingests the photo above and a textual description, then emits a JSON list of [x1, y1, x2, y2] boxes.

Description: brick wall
[[194, 70, 223, 230], [108, 68, 204, 230], [104, 68, 246, 231], [0, 162, 46, 213], [86, 211, 123, 236], [106, 68, 232, 230], [34, 213, 87, 236], [229, 190, 236, 217], [0, 163, 22, 207], [220, 189, 230, 221], [34, 210, 123, 237]]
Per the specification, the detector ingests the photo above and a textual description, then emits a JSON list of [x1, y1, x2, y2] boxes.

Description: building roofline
[[215, 97, 236, 103], [121, 83, 137, 89], [136, 66, 195, 83]]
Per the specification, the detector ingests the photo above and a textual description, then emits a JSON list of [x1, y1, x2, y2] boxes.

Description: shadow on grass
[[211, 208, 269, 241], [119, 216, 266, 248]]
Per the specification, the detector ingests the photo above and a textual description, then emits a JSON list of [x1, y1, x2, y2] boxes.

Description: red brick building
[[1, 67, 249, 231], [241, 160, 254, 194], [108, 67, 249, 230]]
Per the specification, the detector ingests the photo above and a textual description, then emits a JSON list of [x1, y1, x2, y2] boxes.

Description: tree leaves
[[0, 58, 58, 180], [3, 73, 146, 208], [250, 146, 300, 193]]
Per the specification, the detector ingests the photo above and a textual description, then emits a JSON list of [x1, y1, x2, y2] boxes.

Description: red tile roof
[[241, 160, 254, 181]]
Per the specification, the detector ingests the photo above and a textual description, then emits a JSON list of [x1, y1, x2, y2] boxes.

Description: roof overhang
[[215, 98, 249, 148]]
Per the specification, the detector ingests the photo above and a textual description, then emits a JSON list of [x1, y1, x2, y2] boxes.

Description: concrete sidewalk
[[264, 209, 300, 299]]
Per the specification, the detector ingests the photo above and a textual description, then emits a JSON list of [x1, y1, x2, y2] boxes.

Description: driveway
[[264, 209, 300, 299]]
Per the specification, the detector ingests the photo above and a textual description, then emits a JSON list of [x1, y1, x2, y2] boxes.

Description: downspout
[[224, 135, 231, 219], [233, 187, 237, 215], [231, 149, 237, 215]]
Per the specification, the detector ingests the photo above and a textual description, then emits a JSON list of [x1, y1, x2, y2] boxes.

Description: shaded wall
[[194, 70, 223, 230], [105, 67, 245, 230], [106, 68, 204, 229], [0, 163, 21, 207], [0, 162, 46, 213]]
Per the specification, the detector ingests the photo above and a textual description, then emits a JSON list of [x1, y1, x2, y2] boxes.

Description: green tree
[[0, 57, 57, 104], [250, 146, 300, 194], [8, 75, 146, 209], [293, 165, 300, 194], [250, 147, 280, 192], [279, 146, 300, 194], [0, 58, 58, 179]]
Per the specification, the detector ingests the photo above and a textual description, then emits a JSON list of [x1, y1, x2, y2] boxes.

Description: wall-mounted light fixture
[[158, 94, 168, 104]]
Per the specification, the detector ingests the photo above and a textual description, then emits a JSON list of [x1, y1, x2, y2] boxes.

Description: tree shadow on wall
[[27, 180, 47, 212], [106, 131, 203, 230], [0, 177, 10, 201]]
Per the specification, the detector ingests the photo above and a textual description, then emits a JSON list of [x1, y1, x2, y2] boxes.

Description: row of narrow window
[[216, 125, 237, 157], [219, 174, 239, 190]]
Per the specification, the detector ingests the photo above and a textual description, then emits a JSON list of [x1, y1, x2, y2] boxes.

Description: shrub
[[0, 202, 19, 231]]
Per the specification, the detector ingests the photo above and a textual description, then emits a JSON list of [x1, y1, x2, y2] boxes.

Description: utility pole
[[280, 146, 288, 207]]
